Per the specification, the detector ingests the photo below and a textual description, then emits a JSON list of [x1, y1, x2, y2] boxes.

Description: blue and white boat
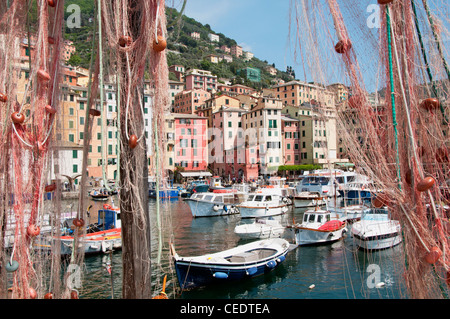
[[171, 238, 290, 290], [184, 192, 244, 217], [148, 177, 179, 199], [180, 180, 210, 198]]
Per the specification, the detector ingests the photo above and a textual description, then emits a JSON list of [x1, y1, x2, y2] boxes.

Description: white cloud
[[239, 42, 253, 52]]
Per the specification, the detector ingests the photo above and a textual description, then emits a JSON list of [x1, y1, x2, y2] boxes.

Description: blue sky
[[173, 0, 296, 75]]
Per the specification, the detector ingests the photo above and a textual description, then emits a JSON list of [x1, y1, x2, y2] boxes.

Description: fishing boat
[[184, 192, 244, 217], [287, 207, 346, 246], [293, 191, 326, 208], [180, 180, 210, 198], [171, 238, 290, 290], [236, 189, 289, 218], [351, 207, 402, 250], [148, 177, 179, 199], [39, 208, 122, 255], [234, 217, 285, 239], [88, 188, 110, 201]]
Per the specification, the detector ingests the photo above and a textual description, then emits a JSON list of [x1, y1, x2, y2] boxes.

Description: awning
[[335, 162, 355, 167], [179, 172, 212, 178]]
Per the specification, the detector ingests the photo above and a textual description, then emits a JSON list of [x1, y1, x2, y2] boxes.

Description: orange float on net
[[29, 287, 37, 299], [89, 108, 101, 117], [73, 218, 85, 228], [153, 36, 167, 52], [45, 104, 57, 114], [419, 98, 440, 111], [129, 134, 138, 149], [27, 224, 40, 237], [48, 0, 56, 7], [425, 246, 441, 264], [377, 0, 395, 4], [37, 69, 51, 82], [44, 292, 53, 299], [416, 176, 435, 192], [48, 36, 55, 44], [119, 35, 132, 47], [11, 112, 25, 124], [70, 290, 79, 299], [335, 38, 352, 54], [44, 183, 56, 192], [0, 93, 7, 103], [372, 193, 389, 208]]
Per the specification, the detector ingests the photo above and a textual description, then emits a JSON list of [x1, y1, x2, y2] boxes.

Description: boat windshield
[[247, 195, 255, 201], [254, 195, 264, 202], [301, 176, 329, 185], [203, 195, 213, 201], [264, 195, 272, 202]]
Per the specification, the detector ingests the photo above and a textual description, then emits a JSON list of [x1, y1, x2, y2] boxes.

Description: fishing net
[[290, 0, 449, 298]]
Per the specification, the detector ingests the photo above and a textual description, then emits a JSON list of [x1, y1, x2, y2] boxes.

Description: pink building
[[231, 45, 243, 58], [281, 115, 301, 165], [173, 89, 210, 114], [185, 69, 218, 92], [174, 114, 208, 171]]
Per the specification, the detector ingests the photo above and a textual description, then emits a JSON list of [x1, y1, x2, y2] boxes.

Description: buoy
[[309, 284, 315, 290], [45, 105, 57, 114], [372, 193, 389, 208], [417, 176, 435, 192], [73, 218, 85, 228], [48, 0, 56, 7], [89, 108, 101, 117], [119, 35, 132, 47], [0, 93, 7, 102], [152, 275, 168, 299], [48, 36, 55, 44], [425, 246, 441, 264], [37, 69, 51, 82], [44, 292, 53, 299], [44, 184, 56, 192], [376, 282, 385, 288], [129, 134, 138, 149], [335, 38, 352, 54], [246, 267, 258, 276], [70, 289, 79, 299], [213, 272, 228, 279], [420, 98, 440, 111], [27, 224, 40, 237], [153, 36, 167, 52], [11, 112, 25, 124], [404, 168, 412, 185], [5, 260, 19, 272], [377, 0, 395, 4], [29, 287, 37, 299]]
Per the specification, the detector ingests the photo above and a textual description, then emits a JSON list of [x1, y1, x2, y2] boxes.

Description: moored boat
[[184, 192, 244, 217], [293, 191, 326, 208], [234, 217, 285, 239], [171, 238, 290, 290], [351, 207, 402, 250], [237, 189, 288, 218], [88, 188, 110, 201], [287, 207, 346, 246]]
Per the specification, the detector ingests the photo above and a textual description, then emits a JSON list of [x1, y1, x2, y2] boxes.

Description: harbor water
[[75, 196, 407, 299]]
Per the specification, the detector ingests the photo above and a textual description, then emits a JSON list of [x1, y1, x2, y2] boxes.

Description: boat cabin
[[302, 210, 333, 225], [246, 194, 280, 203], [190, 192, 242, 204], [361, 208, 389, 221]]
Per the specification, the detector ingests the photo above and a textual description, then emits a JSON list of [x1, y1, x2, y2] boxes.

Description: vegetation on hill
[[61, 3, 295, 89]]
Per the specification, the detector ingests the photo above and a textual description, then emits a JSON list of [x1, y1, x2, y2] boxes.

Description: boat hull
[[185, 198, 238, 217], [238, 205, 287, 218], [234, 223, 285, 239], [293, 197, 326, 208], [351, 221, 402, 250], [290, 226, 346, 246], [172, 238, 289, 290], [149, 189, 179, 199]]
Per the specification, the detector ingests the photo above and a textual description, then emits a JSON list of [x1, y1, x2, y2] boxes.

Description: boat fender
[[246, 267, 258, 276], [5, 260, 19, 272], [213, 205, 220, 212], [277, 255, 286, 263], [213, 272, 228, 279], [282, 197, 288, 203], [266, 260, 277, 269]]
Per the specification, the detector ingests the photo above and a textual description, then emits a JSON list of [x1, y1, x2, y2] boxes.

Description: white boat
[[351, 207, 402, 250], [287, 207, 347, 246], [237, 190, 289, 218], [171, 238, 290, 290], [184, 192, 245, 217], [234, 217, 285, 239], [293, 191, 326, 208]]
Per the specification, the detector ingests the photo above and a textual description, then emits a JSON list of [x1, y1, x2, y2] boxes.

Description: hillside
[[62, 3, 294, 89]]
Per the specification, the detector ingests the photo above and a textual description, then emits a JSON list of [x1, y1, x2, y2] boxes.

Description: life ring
[[103, 204, 112, 210]]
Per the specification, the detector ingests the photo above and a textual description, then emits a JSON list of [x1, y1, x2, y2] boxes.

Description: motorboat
[[293, 191, 326, 208], [171, 238, 290, 290], [180, 180, 210, 198], [236, 189, 289, 218], [148, 177, 179, 199], [351, 207, 402, 250], [234, 217, 285, 239], [88, 188, 110, 201], [184, 192, 245, 217], [287, 207, 346, 246]]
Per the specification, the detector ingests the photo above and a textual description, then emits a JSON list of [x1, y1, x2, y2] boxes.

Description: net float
[[0, 93, 7, 102], [37, 69, 51, 82], [425, 246, 441, 264], [404, 168, 412, 185], [45, 184, 56, 192], [73, 218, 85, 228], [416, 176, 435, 192], [153, 35, 167, 52], [420, 98, 440, 111], [5, 260, 19, 272], [44, 292, 53, 299], [45, 104, 57, 114], [48, 0, 56, 7], [70, 289, 79, 299], [377, 0, 395, 4], [29, 287, 37, 299], [335, 38, 352, 54], [129, 134, 138, 149], [48, 36, 55, 44], [119, 35, 132, 47], [89, 108, 101, 117], [372, 193, 389, 208], [27, 224, 41, 237], [11, 112, 25, 124]]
